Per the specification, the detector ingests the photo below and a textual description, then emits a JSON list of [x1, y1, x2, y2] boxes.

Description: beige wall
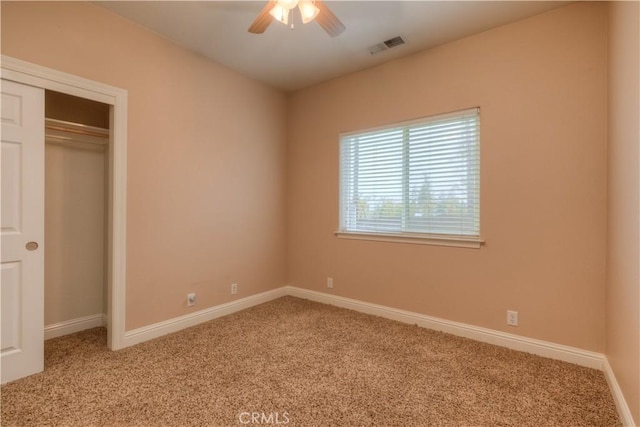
[[607, 2, 640, 424], [45, 140, 106, 325], [1, 1, 288, 330], [287, 2, 608, 351]]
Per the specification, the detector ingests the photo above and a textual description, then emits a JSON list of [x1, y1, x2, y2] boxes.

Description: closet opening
[[44, 90, 110, 343]]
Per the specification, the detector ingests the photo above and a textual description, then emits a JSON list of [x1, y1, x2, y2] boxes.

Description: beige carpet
[[1, 297, 620, 426]]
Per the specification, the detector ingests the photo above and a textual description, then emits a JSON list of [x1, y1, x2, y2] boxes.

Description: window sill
[[334, 231, 484, 249]]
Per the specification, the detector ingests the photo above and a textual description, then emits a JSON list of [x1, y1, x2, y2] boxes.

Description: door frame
[[1, 55, 128, 350]]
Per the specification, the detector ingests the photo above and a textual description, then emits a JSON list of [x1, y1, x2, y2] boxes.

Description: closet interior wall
[[44, 90, 110, 333]]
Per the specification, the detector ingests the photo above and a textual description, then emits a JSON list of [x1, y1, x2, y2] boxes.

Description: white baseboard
[[123, 287, 287, 348], [603, 358, 637, 426], [117, 284, 633, 425], [286, 286, 639, 424], [285, 286, 605, 369], [45, 313, 106, 340]]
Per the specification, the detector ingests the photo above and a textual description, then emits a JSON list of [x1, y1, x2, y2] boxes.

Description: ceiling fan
[[248, 0, 345, 37]]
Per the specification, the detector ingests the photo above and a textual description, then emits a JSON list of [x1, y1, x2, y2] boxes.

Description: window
[[338, 107, 481, 247]]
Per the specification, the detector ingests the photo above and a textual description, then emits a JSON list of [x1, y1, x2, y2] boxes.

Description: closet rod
[[45, 118, 109, 147], [45, 134, 108, 147], [45, 118, 109, 138]]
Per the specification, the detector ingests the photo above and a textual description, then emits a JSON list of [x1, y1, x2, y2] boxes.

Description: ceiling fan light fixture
[[299, 1, 320, 24], [249, 0, 344, 36], [269, 3, 289, 24], [279, 0, 299, 10]]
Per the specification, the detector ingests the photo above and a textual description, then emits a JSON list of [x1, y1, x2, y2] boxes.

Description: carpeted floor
[[1, 296, 620, 426]]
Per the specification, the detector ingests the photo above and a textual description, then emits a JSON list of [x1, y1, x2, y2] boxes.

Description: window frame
[[336, 107, 483, 249]]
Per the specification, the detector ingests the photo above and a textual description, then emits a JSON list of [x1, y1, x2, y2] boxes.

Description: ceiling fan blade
[[314, 0, 345, 37], [248, 1, 276, 34]]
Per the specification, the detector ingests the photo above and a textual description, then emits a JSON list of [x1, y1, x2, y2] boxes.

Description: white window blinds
[[340, 107, 480, 239]]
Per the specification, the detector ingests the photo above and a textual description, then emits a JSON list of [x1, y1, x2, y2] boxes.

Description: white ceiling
[[95, 1, 570, 92]]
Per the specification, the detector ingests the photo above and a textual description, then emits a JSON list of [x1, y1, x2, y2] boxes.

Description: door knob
[[25, 241, 39, 251]]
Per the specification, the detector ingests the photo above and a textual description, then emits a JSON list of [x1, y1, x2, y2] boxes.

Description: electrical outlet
[[327, 277, 333, 289], [231, 283, 238, 295], [187, 293, 196, 307], [507, 310, 518, 326]]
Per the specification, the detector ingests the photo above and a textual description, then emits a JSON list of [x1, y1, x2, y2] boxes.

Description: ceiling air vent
[[369, 36, 406, 55]]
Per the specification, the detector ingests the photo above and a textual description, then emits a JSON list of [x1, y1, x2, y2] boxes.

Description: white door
[[1, 79, 45, 383]]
